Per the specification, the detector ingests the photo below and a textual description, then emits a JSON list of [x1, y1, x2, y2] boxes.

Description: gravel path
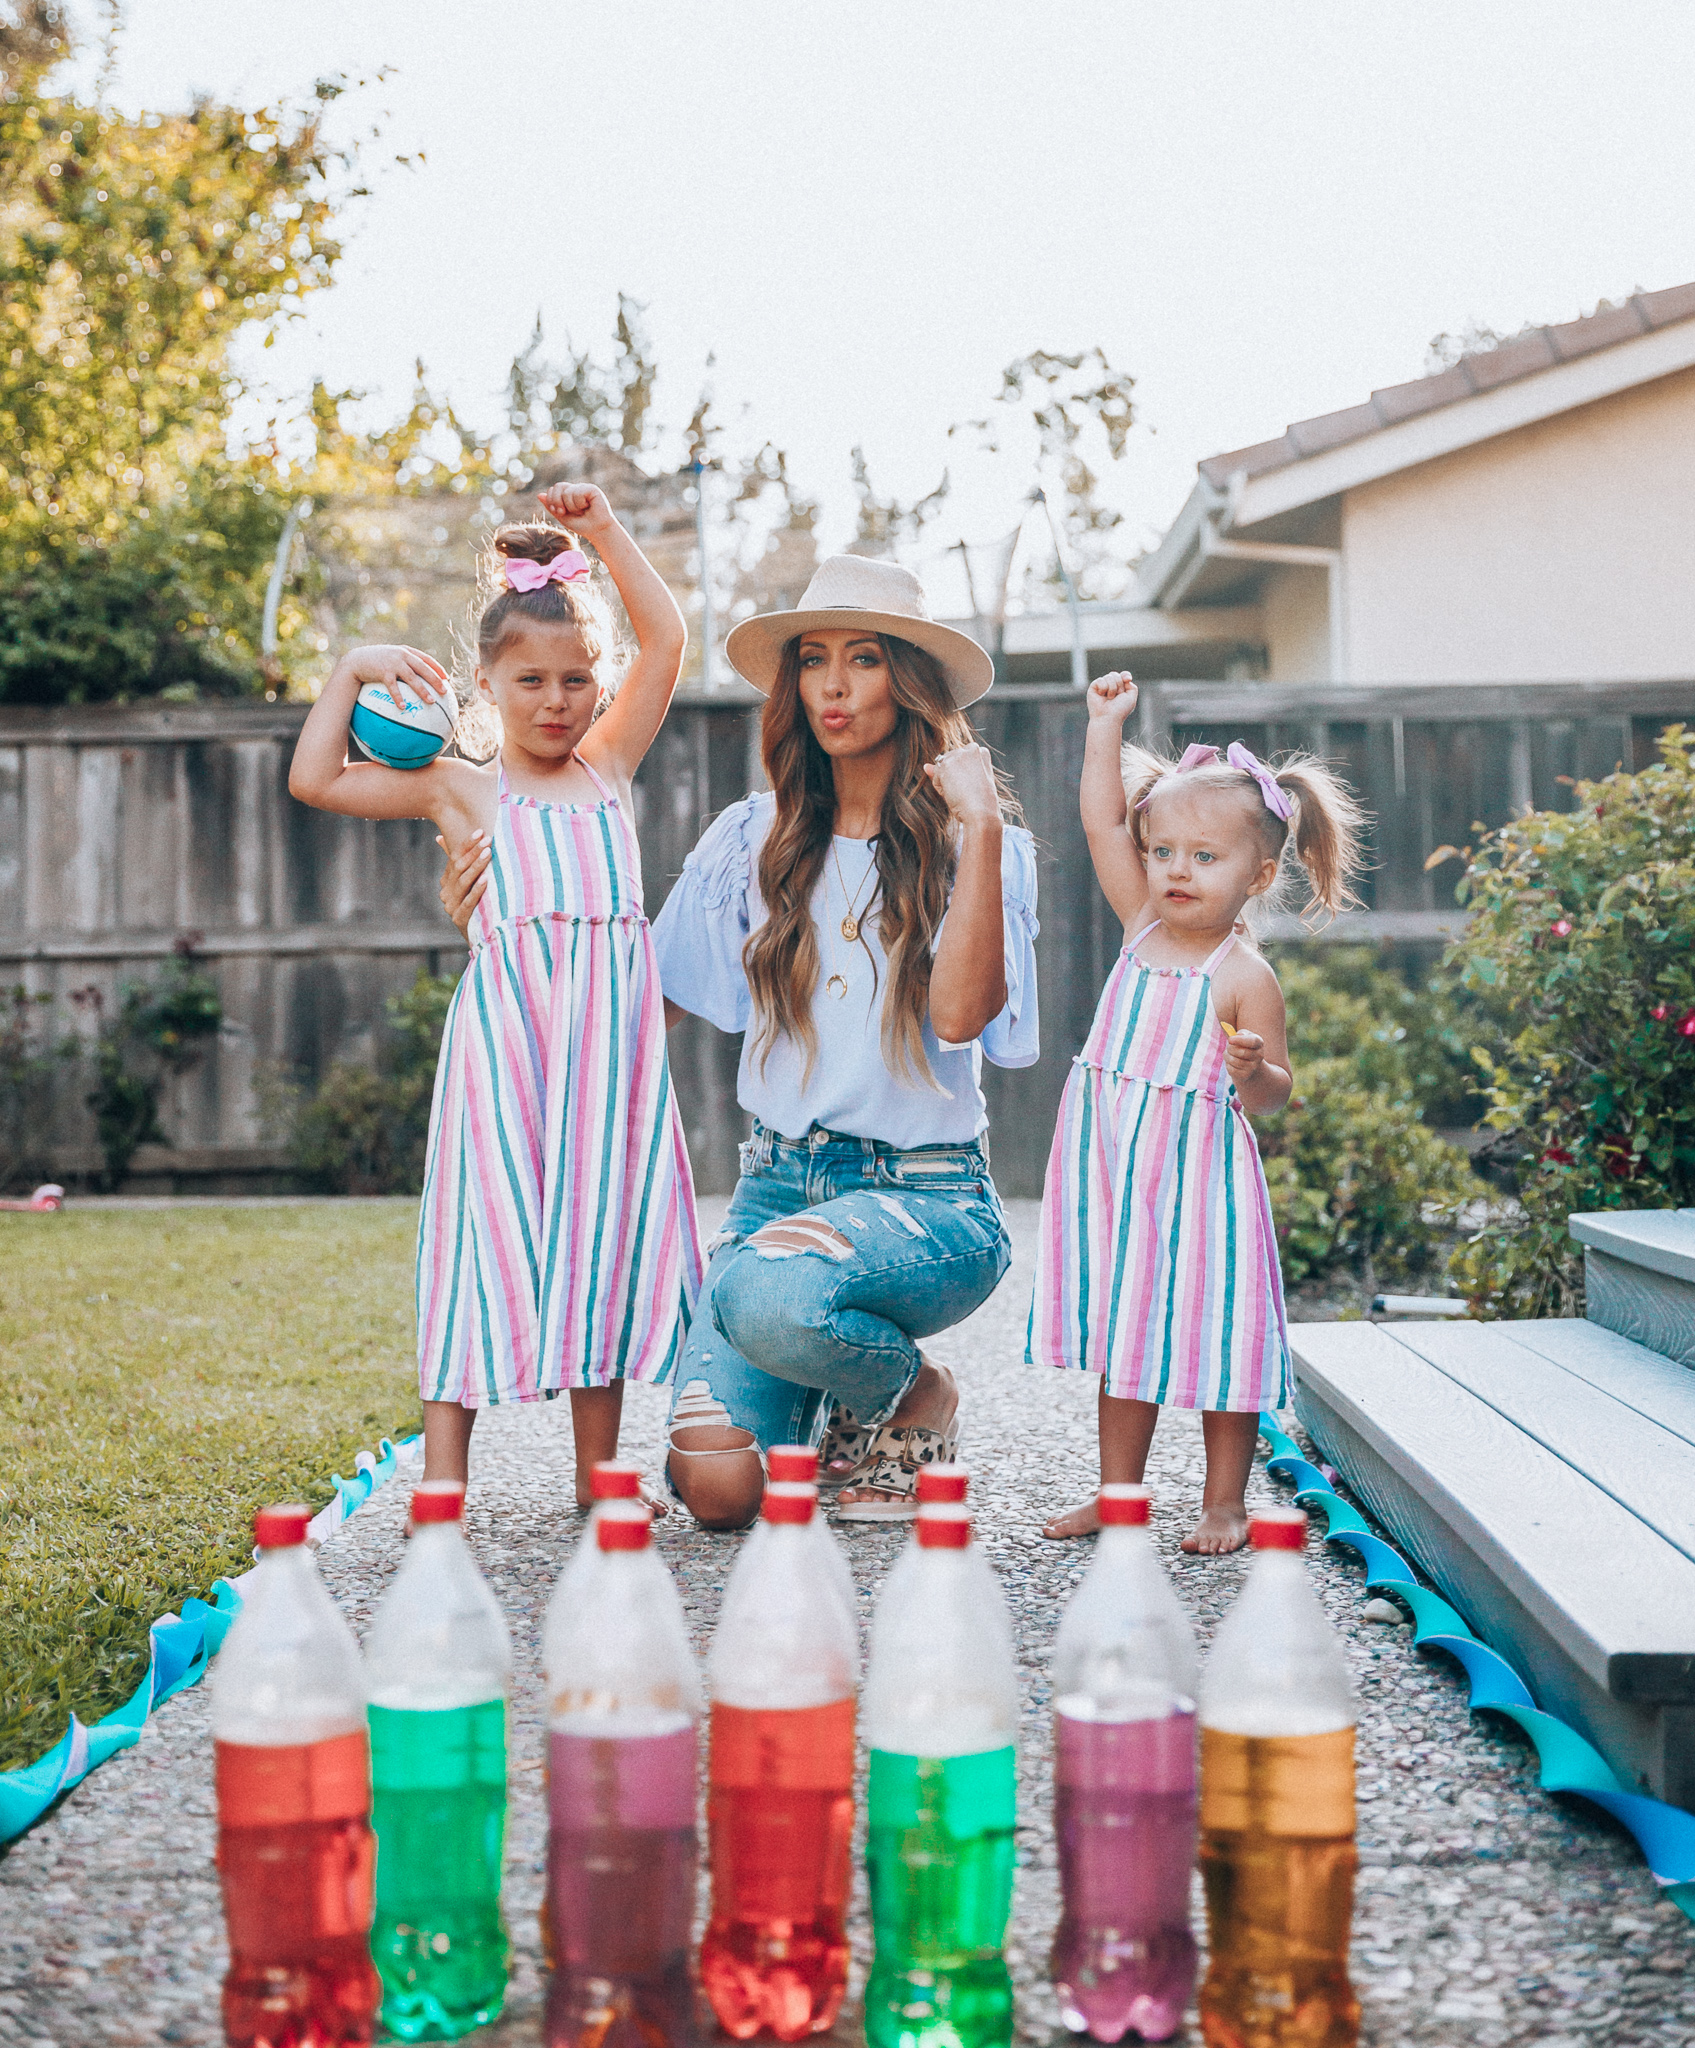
[[2, 1199, 1690, 2047]]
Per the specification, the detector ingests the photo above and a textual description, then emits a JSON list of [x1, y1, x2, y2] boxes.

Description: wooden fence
[[2, 677, 1689, 1198]]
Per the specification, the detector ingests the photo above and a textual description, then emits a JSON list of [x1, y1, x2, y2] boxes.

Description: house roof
[[1197, 282, 1695, 490]]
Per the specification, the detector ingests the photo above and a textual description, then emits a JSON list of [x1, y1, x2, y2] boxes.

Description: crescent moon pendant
[[826, 973, 849, 1000]]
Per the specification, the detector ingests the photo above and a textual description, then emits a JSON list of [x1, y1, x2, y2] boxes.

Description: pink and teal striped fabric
[[1027, 926, 1289, 1412], [417, 763, 702, 1405]]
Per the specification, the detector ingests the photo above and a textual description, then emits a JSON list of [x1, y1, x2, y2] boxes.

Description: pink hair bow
[[503, 548, 591, 592], [1135, 739, 1296, 820]]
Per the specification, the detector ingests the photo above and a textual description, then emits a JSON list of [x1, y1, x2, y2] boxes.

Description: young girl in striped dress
[[1028, 672, 1363, 1553], [290, 485, 700, 1501]]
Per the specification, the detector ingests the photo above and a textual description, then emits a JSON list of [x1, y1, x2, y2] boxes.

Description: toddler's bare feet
[[1041, 1498, 1103, 1541], [1181, 1504, 1248, 1555]]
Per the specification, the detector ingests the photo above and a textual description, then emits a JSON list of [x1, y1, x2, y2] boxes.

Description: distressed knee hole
[[672, 1378, 734, 1430]]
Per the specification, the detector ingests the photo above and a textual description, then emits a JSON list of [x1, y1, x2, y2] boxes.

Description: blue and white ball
[[350, 682, 458, 770]]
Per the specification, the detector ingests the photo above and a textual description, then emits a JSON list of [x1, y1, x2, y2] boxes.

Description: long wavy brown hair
[[743, 633, 1015, 1087]]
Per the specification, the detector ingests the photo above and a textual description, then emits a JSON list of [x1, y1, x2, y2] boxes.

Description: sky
[[62, 1, 1695, 585]]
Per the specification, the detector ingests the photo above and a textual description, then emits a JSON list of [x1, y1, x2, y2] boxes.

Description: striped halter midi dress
[[1027, 923, 1289, 1412], [417, 760, 702, 1406]]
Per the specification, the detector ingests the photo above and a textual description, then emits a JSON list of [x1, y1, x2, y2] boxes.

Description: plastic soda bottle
[[1050, 1485, 1200, 2043], [550, 1461, 649, 1614], [542, 1503, 703, 2048], [702, 1483, 859, 2040], [1198, 1506, 1359, 2048], [877, 1469, 1013, 1658], [863, 1504, 1019, 2048], [767, 1445, 857, 1627], [210, 1502, 380, 2047], [364, 1481, 514, 2040]]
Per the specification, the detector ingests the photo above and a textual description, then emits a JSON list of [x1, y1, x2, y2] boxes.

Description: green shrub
[[1256, 950, 1481, 1294], [1442, 726, 1695, 1317], [73, 954, 223, 1190], [284, 969, 459, 1195], [0, 986, 75, 1194]]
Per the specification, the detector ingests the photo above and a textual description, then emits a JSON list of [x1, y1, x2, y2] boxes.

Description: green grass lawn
[[0, 1203, 424, 1774]]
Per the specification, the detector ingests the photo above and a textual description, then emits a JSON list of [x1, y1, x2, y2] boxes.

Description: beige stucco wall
[[1337, 365, 1695, 681], [1262, 564, 1332, 681]]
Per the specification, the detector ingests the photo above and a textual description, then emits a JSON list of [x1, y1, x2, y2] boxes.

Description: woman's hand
[[1086, 670, 1138, 724], [335, 644, 452, 705], [437, 831, 490, 939], [536, 482, 617, 543], [923, 743, 1002, 830]]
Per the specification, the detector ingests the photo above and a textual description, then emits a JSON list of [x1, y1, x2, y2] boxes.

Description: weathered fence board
[[2, 678, 1690, 1197]]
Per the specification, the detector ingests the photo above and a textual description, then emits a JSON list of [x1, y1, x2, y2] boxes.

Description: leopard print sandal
[[832, 1411, 962, 1522], [818, 1402, 874, 1489]]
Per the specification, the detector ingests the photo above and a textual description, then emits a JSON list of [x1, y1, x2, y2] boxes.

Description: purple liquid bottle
[[541, 1502, 702, 2048], [1049, 1486, 1200, 2044]]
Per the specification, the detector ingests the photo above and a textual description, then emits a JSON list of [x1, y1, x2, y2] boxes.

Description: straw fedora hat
[[724, 555, 995, 708]]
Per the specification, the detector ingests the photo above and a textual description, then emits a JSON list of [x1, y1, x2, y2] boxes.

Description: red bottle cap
[[767, 1445, 819, 1483], [253, 1503, 311, 1549], [916, 1505, 972, 1549], [590, 1461, 643, 1500], [410, 1482, 465, 1524], [1098, 1484, 1151, 1526], [916, 1464, 970, 1504], [763, 1483, 816, 1525], [1250, 1506, 1307, 1550], [597, 1502, 653, 1551]]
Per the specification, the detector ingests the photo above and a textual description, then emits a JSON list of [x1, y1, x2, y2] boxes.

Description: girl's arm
[[1222, 957, 1294, 1115], [1080, 672, 1152, 930], [537, 483, 686, 792], [924, 744, 1006, 1045], [290, 643, 486, 841]]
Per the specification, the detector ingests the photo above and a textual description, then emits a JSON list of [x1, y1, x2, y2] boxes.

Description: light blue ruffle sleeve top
[[652, 791, 1040, 1147]]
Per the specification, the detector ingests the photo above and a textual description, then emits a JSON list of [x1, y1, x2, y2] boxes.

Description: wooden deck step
[[1290, 1320, 1695, 1811]]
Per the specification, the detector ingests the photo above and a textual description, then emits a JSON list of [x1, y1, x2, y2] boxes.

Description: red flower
[[1541, 1145, 1575, 1166], [1652, 1004, 1669, 1021], [1551, 919, 1573, 937], [1679, 1010, 1695, 1039]]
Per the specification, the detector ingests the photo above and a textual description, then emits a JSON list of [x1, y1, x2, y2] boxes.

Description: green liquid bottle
[[863, 1506, 1019, 2048], [366, 1482, 514, 2041]]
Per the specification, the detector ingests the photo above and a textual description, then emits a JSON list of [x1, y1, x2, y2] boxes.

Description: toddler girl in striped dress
[[1028, 673, 1364, 1553], [290, 484, 700, 1502]]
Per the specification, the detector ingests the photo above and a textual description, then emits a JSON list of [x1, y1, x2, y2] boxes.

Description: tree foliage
[[0, 7, 357, 700], [1444, 727, 1695, 1316]]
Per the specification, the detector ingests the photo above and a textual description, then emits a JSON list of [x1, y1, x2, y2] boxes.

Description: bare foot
[[573, 1470, 669, 1517], [836, 1358, 957, 1510], [1041, 1499, 1102, 1541], [1181, 1504, 1249, 1555]]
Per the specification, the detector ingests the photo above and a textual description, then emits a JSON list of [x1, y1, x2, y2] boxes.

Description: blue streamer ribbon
[[1259, 1412, 1695, 1924], [0, 1433, 421, 1845]]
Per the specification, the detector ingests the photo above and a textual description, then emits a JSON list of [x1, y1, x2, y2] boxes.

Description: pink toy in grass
[[0, 1184, 64, 1212]]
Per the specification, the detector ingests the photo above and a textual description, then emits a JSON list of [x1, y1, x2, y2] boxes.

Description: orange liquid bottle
[[1197, 1507, 1359, 2048]]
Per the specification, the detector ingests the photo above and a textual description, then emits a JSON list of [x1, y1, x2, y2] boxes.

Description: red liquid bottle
[[210, 1503, 379, 2048], [542, 1501, 703, 2048], [701, 1482, 859, 2041]]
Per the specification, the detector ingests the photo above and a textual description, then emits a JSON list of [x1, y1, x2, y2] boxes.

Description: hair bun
[[491, 522, 575, 566]]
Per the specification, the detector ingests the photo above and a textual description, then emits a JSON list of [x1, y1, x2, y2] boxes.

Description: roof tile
[[1546, 301, 1648, 361], [1287, 401, 1384, 457], [1637, 281, 1695, 329], [1460, 329, 1559, 391], [1197, 436, 1294, 488], [1369, 363, 1474, 424]]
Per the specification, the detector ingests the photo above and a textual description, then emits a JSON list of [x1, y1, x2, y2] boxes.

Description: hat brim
[[723, 606, 995, 708]]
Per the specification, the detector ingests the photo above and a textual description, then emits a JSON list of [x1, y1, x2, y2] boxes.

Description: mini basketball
[[350, 682, 457, 769]]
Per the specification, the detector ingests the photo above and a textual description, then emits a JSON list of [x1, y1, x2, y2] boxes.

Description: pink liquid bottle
[[210, 1502, 380, 2047], [1050, 1486, 1200, 2044], [541, 1501, 702, 2048], [701, 1478, 859, 2041]]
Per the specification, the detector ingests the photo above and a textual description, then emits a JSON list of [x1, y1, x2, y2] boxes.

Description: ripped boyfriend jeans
[[666, 1120, 1011, 1454]]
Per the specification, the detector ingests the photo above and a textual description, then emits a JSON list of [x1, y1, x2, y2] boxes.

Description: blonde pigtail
[[1273, 758, 1368, 920]]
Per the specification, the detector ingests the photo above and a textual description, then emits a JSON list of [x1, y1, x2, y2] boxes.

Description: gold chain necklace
[[825, 841, 878, 1000], [832, 839, 878, 944]]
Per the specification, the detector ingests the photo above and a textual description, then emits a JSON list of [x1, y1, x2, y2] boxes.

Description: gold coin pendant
[[840, 915, 859, 943]]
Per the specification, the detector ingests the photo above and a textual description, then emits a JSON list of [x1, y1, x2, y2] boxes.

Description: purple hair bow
[[504, 548, 591, 592], [1135, 739, 1296, 820]]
